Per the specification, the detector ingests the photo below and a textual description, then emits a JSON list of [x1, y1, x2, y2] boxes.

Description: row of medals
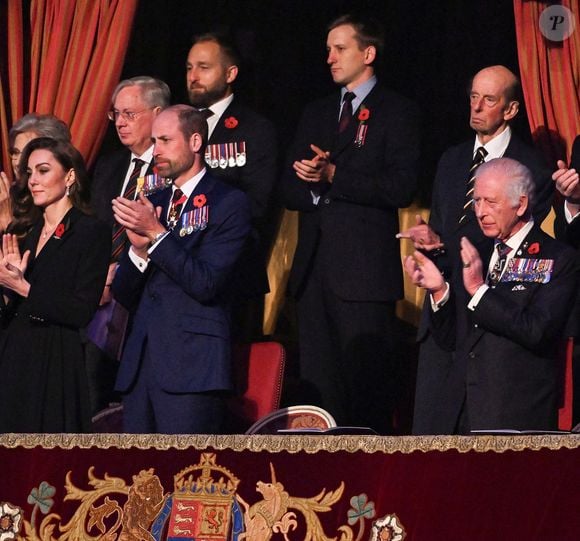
[[205, 142, 247, 169]]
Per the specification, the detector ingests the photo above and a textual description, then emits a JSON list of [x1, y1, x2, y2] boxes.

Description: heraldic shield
[[152, 453, 244, 540]]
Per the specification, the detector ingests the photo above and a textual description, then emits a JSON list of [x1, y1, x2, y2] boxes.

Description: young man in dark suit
[[186, 33, 277, 340], [281, 14, 420, 432], [85, 77, 170, 415], [112, 105, 251, 434], [398, 66, 554, 434], [405, 157, 577, 432]]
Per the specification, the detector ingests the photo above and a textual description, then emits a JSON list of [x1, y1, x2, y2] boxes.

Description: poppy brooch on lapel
[[527, 242, 540, 255], [224, 116, 238, 129], [53, 218, 70, 239], [193, 194, 207, 208], [354, 105, 370, 148]]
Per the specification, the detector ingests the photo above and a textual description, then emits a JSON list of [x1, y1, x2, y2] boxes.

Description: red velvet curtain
[[0, 0, 138, 174], [513, 0, 580, 164]]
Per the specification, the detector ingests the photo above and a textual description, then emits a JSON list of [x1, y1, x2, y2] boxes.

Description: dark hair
[[167, 104, 209, 149], [8, 137, 91, 237], [328, 14, 385, 63], [191, 32, 241, 67]]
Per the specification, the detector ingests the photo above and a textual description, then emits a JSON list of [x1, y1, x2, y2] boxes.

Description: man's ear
[[503, 100, 519, 121], [225, 64, 239, 85], [363, 45, 376, 66], [516, 194, 528, 217], [189, 132, 203, 153]]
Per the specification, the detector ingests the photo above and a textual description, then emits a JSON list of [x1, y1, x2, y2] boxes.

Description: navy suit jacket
[[282, 84, 421, 301], [431, 225, 578, 430], [205, 98, 278, 297], [113, 171, 251, 393]]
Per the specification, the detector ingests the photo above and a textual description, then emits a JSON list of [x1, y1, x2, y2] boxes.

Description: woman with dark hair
[[0, 137, 111, 432], [0, 113, 72, 233]]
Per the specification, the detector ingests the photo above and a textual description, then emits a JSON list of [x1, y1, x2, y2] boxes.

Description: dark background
[[100, 0, 530, 205]]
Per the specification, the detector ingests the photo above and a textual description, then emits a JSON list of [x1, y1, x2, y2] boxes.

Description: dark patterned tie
[[487, 241, 511, 286], [458, 147, 488, 224], [338, 92, 355, 133], [167, 188, 187, 229], [111, 158, 146, 261]]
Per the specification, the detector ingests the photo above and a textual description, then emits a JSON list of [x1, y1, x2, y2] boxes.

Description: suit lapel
[[333, 85, 385, 156], [28, 208, 79, 273]]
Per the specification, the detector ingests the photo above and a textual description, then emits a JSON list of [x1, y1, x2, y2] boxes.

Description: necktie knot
[[496, 241, 511, 258], [197, 109, 214, 120]]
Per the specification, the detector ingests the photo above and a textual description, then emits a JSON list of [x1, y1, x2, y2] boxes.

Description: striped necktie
[[458, 147, 487, 224], [487, 241, 511, 286], [111, 158, 145, 261]]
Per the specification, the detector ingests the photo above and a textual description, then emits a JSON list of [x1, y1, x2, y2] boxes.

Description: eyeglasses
[[107, 108, 155, 122]]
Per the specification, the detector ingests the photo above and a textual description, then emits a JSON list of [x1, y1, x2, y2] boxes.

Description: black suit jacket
[[413, 132, 555, 434], [418, 132, 554, 337], [282, 84, 421, 301], [90, 148, 155, 226], [205, 97, 278, 296], [431, 225, 578, 430], [554, 135, 580, 248]]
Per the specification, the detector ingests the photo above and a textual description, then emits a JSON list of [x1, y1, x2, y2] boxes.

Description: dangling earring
[[66, 185, 71, 197]]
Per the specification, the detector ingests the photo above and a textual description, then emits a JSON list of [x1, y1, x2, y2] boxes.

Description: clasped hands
[[0, 234, 31, 297], [293, 144, 336, 184], [112, 193, 164, 259], [403, 237, 485, 301]]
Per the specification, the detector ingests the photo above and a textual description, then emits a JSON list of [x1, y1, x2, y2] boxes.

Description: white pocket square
[[511, 284, 526, 291]]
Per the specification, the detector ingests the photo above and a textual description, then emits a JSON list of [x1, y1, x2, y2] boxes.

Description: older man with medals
[[405, 157, 578, 433]]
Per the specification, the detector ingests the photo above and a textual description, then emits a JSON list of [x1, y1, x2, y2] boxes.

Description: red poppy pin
[[54, 223, 66, 239], [354, 105, 370, 147], [194, 194, 207, 208], [527, 242, 540, 255], [224, 116, 238, 129], [358, 107, 370, 121]]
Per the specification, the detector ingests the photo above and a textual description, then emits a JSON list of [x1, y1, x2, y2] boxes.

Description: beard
[[187, 81, 229, 108]]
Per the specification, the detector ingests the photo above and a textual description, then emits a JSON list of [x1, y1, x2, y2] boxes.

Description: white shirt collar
[[131, 145, 154, 168], [173, 167, 206, 198], [474, 125, 512, 160], [206, 94, 235, 137]]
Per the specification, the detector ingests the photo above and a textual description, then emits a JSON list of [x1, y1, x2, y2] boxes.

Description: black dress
[[0, 207, 111, 432]]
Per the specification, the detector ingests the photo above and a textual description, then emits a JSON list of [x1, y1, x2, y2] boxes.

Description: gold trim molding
[[1, 433, 579, 454]]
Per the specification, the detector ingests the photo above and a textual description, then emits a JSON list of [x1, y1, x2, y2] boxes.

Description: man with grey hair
[[397, 65, 553, 435], [86, 76, 170, 415], [404, 157, 578, 432]]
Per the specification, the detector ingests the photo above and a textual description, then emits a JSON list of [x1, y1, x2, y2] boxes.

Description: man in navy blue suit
[[112, 105, 251, 434]]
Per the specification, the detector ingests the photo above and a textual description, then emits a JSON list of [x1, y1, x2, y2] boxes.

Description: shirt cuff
[[564, 201, 580, 223], [430, 282, 450, 312], [147, 231, 170, 254], [468, 284, 489, 310], [129, 247, 149, 273]]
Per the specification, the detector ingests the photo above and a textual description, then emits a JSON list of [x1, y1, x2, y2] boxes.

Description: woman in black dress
[[0, 137, 111, 432]]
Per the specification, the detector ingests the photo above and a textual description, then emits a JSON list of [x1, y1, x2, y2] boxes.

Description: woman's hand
[[0, 234, 31, 297]]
